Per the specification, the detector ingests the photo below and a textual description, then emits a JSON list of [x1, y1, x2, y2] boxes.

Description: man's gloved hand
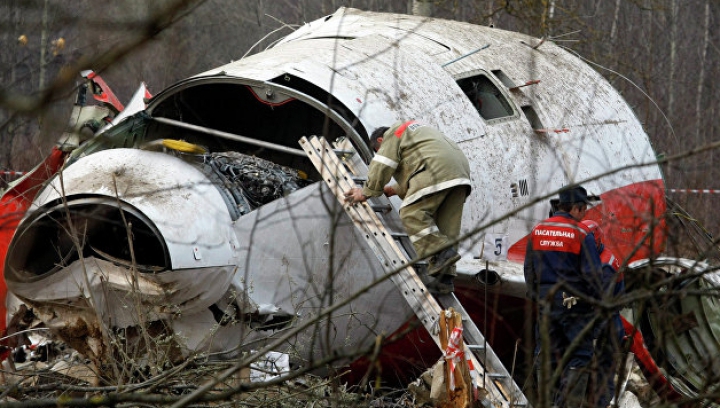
[[562, 292, 578, 309]]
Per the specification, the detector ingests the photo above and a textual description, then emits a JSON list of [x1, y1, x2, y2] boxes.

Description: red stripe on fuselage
[[0, 147, 67, 331], [509, 180, 666, 264]]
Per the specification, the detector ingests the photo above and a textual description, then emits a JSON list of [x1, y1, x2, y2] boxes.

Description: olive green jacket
[[362, 121, 472, 207]]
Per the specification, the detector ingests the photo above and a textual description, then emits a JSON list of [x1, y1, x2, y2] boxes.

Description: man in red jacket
[[524, 185, 604, 407]]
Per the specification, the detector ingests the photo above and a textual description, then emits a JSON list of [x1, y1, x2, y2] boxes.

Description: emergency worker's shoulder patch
[[407, 123, 422, 131], [394, 120, 417, 137]]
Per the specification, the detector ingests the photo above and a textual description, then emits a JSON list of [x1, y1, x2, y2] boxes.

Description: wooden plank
[[438, 293, 529, 406]]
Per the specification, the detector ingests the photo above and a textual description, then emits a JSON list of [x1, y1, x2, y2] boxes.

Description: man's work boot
[[417, 267, 433, 287], [428, 274, 455, 294], [556, 367, 588, 408], [427, 248, 461, 275]]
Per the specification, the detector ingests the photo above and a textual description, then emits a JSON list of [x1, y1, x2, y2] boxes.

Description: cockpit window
[[457, 74, 514, 121]]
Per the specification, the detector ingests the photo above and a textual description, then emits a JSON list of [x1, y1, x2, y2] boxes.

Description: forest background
[[1, 1, 719, 406], [0, 0, 718, 238]]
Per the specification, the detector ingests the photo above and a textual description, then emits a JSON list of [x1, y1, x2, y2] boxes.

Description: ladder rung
[[487, 373, 508, 379], [334, 149, 355, 158], [467, 344, 486, 351], [370, 203, 392, 213]]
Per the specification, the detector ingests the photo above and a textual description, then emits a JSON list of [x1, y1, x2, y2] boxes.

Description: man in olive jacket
[[345, 120, 471, 293]]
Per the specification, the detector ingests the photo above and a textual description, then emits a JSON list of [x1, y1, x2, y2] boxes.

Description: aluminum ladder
[[299, 135, 530, 408]]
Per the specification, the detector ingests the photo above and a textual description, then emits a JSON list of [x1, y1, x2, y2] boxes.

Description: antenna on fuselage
[[441, 44, 490, 68]]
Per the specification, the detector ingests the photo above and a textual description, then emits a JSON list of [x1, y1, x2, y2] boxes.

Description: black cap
[[558, 186, 591, 205]]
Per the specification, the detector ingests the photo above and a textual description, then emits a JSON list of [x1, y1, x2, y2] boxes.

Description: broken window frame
[[454, 70, 518, 124]]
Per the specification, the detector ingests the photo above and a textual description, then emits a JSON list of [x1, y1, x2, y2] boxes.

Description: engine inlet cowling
[[5, 197, 168, 284]]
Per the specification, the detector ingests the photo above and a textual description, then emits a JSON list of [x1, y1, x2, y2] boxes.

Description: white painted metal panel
[[230, 182, 410, 360], [33, 149, 236, 269], [278, 34, 487, 139], [253, 9, 662, 250]]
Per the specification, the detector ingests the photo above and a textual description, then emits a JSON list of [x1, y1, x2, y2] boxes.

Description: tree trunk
[[412, 0, 433, 17], [610, 0, 621, 47], [695, 0, 709, 145], [486, 0, 494, 26], [539, 0, 556, 38], [39, 0, 48, 90], [668, 0, 678, 121], [256, 0, 263, 27], [697, 0, 711, 216]]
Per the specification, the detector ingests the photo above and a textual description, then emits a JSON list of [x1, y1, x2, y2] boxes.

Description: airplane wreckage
[[1, 6, 720, 407]]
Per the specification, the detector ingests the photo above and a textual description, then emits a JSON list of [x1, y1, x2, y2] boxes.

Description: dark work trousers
[[535, 292, 596, 407], [399, 186, 466, 277], [590, 312, 626, 408]]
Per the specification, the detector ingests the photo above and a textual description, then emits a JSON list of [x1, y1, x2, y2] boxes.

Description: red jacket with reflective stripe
[[523, 212, 603, 300]]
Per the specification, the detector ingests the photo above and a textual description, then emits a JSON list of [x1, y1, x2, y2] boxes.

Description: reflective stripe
[[410, 226, 439, 243], [394, 120, 416, 137], [531, 217, 587, 254], [400, 178, 471, 208], [372, 154, 398, 169], [602, 252, 621, 271], [538, 220, 588, 236]]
